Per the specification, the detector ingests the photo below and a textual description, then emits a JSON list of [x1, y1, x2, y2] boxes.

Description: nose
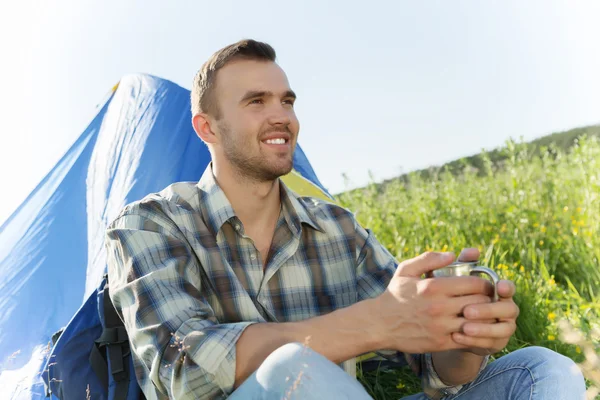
[[267, 103, 292, 126]]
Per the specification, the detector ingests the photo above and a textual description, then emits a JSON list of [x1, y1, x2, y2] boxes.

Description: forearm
[[431, 350, 486, 386], [234, 298, 381, 388]]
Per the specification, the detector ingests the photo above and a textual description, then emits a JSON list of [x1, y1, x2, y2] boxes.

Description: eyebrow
[[239, 90, 297, 104]]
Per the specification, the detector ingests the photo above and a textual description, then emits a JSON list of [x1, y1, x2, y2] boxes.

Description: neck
[[212, 160, 282, 232]]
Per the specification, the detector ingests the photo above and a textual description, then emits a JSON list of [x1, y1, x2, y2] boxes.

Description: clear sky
[[1, 0, 599, 225]]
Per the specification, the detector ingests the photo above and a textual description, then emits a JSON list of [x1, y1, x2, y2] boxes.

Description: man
[[105, 39, 586, 399]]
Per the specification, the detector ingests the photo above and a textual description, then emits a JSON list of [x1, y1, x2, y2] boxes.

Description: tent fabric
[[0, 74, 332, 399]]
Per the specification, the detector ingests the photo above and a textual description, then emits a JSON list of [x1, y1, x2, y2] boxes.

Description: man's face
[[211, 59, 299, 182]]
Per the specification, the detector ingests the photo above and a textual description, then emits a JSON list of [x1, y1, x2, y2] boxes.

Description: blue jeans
[[228, 343, 586, 399]]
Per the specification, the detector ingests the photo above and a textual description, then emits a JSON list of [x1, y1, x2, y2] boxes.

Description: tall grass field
[[336, 136, 600, 399]]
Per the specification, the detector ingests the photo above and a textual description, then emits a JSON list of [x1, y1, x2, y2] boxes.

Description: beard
[[217, 121, 295, 182]]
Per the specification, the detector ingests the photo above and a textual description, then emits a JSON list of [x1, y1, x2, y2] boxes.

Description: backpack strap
[[89, 275, 132, 400]]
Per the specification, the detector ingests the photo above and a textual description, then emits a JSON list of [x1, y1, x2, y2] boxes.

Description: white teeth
[[265, 138, 286, 144]]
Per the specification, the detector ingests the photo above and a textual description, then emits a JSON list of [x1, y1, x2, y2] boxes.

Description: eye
[[282, 99, 295, 106], [249, 98, 263, 104]]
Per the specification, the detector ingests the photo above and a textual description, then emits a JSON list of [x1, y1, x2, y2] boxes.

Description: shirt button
[[250, 254, 257, 260], [235, 224, 241, 231]]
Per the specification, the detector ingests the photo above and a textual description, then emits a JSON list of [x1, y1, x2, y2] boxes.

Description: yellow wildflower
[[539, 240, 544, 246], [501, 224, 507, 233], [548, 278, 555, 286], [563, 206, 569, 212], [548, 312, 556, 321], [547, 334, 556, 341], [540, 225, 547, 233], [396, 382, 406, 389], [403, 246, 409, 252], [519, 266, 525, 273], [576, 346, 581, 354], [576, 207, 582, 213], [533, 222, 540, 228], [442, 244, 448, 252], [513, 262, 519, 267]]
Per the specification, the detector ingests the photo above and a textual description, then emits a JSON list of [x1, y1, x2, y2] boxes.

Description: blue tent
[[0, 74, 332, 399]]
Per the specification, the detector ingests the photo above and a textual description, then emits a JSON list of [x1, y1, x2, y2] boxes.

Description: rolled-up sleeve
[[105, 208, 256, 399], [353, 221, 486, 399]]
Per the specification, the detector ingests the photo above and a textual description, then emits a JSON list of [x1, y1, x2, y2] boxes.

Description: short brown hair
[[191, 39, 277, 119]]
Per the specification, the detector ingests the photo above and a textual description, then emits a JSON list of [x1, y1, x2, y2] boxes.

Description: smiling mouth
[[262, 138, 289, 145]]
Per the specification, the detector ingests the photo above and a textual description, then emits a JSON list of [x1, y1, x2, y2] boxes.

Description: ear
[[192, 113, 218, 145]]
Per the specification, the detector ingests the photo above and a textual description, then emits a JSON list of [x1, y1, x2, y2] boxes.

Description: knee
[[257, 342, 326, 380], [514, 346, 585, 388], [255, 343, 372, 399], [264, 342, 317, 366], [271, 341, 312, 359], [518, 346, 579, 373]]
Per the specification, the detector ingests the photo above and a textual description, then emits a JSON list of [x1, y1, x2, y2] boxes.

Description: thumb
[[397, 252, 455, 277]]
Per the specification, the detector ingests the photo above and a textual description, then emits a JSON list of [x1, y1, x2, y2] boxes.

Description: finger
[[397, 251, 455, 277], [425, 276, 495, 298], [471, 318, 497, 324], [451, 332, 496, 350], [497, 280, 516, 299], [444, 294, 492, 316], [457, 248, 480, 262], [431, 316, 470, 335], [461, 321, 516, 338], [463, 300, 519, 321]]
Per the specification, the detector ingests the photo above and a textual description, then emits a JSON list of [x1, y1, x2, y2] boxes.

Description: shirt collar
[[196, 164, 238, 236], [279, 180, 323, 235], [196, 163, 323, 236]]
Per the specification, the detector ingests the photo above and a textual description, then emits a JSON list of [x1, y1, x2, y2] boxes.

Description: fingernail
[[467, 308, 478, 318]]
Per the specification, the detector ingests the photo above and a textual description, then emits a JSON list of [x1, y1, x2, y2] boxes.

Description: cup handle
[[470, 266, 500, 302]]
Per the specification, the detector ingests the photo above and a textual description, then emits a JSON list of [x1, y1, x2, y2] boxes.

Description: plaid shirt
[[105, 164, 485, 399]]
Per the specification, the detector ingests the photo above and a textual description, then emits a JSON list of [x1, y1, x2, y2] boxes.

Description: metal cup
[[426, 261, 500, 302]]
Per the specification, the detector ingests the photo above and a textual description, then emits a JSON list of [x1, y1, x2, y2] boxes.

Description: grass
[[336, 136, 600, 399]]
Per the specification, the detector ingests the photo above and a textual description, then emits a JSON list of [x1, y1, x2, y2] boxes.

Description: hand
[[374, 251, 494, 354], [450, 249, 520, 355], [453, 280, 519, 355]]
